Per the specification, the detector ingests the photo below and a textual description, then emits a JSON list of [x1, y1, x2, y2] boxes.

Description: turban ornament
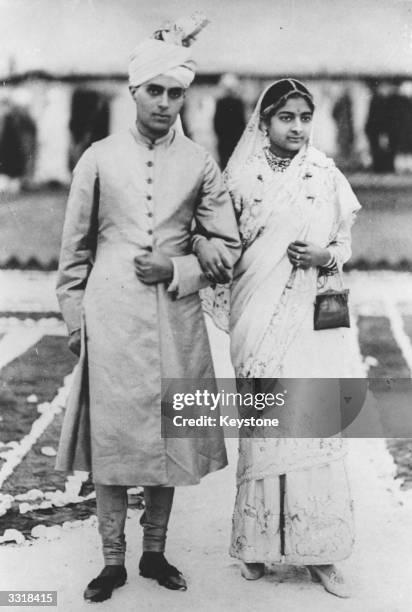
[[128, 13, 209, 89]]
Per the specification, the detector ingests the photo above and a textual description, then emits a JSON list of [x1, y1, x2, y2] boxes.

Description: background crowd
[[1, 74, 412, 193]]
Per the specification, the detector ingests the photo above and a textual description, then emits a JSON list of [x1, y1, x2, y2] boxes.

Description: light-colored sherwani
[[55, 126, 241, 486]]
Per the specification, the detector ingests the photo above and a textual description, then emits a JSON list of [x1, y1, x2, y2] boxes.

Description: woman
[[201, 79, 362, 598]]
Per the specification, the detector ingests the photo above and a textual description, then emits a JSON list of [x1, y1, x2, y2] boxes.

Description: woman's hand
[[287, 240, 331, 270], [195, 238, 233, 284]]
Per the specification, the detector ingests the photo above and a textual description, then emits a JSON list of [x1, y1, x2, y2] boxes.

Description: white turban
[[128, 38, 196, 89]]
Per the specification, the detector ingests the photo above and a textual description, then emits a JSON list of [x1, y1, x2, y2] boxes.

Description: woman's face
[[265, 96, 313, 157]]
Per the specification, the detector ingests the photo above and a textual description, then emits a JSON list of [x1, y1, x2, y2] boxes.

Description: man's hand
[[287, 240, 331, 270], [195, 238, 233, 284], [134, 250, 174, 285], [68, 329, 81, 357]]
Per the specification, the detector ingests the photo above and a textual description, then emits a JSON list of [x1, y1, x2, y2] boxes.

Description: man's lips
[[152, 113, 171, 120]]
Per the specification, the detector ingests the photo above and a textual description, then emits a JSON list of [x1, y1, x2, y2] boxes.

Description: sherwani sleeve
[[322, 169, 361, 273], [56, 147, 99, 334], [171, 152, 241, 298]]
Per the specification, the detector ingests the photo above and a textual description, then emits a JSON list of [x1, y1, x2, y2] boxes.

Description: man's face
[[130, 75, 186, 139]]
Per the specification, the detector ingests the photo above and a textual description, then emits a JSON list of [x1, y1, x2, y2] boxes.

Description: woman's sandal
[[308, 565, 351, 598], [240, 562, 265, 580]]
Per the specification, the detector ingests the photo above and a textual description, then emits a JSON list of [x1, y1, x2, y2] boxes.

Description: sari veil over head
[[224, 78, 315, 182]]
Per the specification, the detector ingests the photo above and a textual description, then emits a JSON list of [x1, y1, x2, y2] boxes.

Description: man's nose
[[158, 91, 169, 108]]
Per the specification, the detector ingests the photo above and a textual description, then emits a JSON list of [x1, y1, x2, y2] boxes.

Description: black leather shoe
[[139, 552, 187, 590], [83, 565, 127, 602]]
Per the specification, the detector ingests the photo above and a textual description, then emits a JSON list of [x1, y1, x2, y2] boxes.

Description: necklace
[[264, 148, 292, 173]]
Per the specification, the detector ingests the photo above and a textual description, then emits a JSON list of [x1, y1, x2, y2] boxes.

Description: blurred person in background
[[365, 80, 398, 173], [394, 81, 412, 173], [202, 79, 361, 599], [68, 89, 110, 171], [0, 90, 36, 191], [213, 73, 246, 168], [55, 15, 240, 603], [332, 87, 355, 167]]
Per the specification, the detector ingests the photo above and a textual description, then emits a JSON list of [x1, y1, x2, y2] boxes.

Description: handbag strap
[[317, 264, 345, 292]]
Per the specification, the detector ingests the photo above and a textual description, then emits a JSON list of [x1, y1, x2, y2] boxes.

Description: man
[[55, 19, 241, 602], [213, 73, 246, 169], [365, 81, 397, 173]]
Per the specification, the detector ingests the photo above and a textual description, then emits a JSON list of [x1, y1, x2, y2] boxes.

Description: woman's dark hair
[[260, 79, 315, 120]]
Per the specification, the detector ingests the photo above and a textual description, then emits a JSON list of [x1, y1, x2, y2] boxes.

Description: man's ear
[[129, 86, 137, 100]]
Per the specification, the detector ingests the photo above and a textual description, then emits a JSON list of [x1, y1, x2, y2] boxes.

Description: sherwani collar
[[130, 124, 176, 148]]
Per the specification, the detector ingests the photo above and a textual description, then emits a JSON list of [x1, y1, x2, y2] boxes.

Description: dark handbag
[[314, 269, 350, 330]]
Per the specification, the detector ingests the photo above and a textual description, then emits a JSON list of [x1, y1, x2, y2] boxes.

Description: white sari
[[203, 88, 362, 564]]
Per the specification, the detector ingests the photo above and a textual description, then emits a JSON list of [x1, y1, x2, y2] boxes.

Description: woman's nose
[[291, 118, 303, 132]]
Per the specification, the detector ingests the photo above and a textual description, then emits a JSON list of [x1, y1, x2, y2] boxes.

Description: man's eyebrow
[[147, 84, 183, 93]]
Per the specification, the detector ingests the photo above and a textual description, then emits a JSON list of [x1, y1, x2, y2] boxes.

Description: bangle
[[322, 253, 337, 271]]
